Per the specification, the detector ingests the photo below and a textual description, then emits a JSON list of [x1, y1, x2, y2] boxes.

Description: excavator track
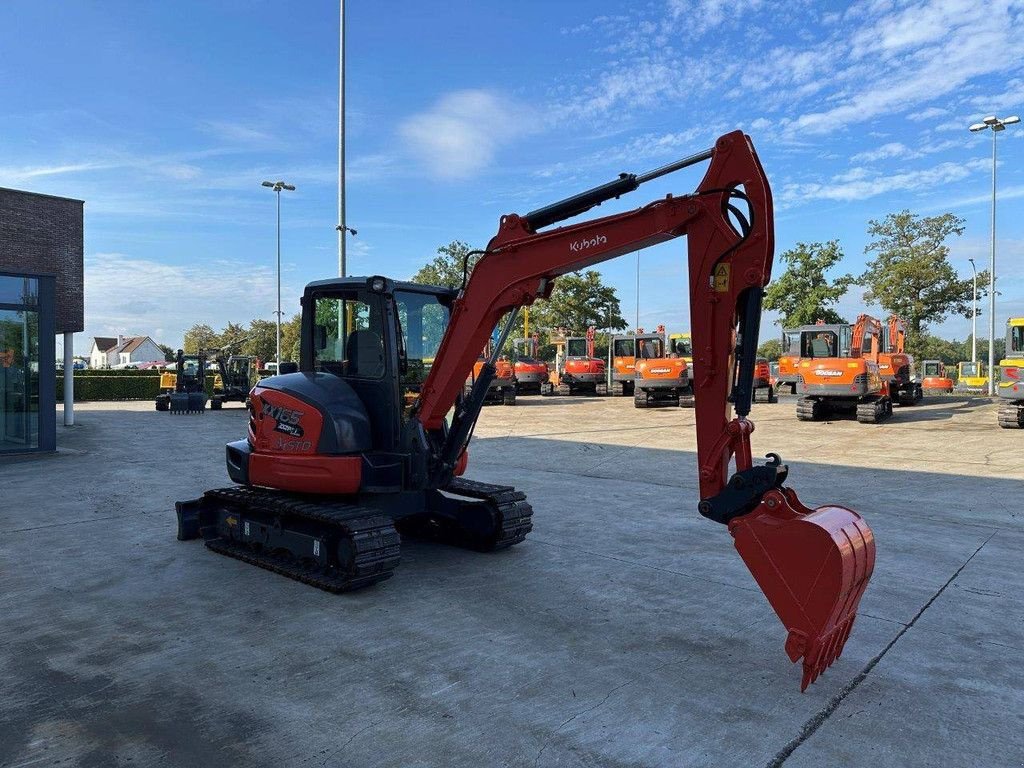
[[182, 486, 401, 593], [595, 382, 609, 396], [855, 396, 892, 424], [441, 477, 534, 550], [997, 402, 1024, 429], [610, 380, 627, 396], [795, 397, 822, 421]]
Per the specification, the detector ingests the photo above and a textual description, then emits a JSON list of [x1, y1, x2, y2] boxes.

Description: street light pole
[[262, 180, 296, 367], [968, 258, 977, 364], [969, 114, 1020, 395]]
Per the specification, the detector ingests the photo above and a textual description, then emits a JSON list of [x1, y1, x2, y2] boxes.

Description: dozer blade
[[728, 487, 875, 690]]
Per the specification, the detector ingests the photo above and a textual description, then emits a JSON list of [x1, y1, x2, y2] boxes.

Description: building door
[[0, 276, 42, 451]]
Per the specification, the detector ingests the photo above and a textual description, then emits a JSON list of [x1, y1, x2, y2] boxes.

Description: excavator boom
[[415, 131, 875, 688]]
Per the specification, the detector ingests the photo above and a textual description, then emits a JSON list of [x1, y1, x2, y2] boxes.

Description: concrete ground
[[1, 394, 1021, 768]]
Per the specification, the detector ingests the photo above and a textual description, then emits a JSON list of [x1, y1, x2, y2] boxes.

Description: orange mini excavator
[[609, 326, 664, 396], [176, 132, 874, 690], [795, 314, 892, 423], [879, 315, 923, 406], [512, 334, 548, 395], [548, 326, 607, 396]]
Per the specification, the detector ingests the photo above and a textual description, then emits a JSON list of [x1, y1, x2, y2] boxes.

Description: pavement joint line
[[765, 531, 996, 768]]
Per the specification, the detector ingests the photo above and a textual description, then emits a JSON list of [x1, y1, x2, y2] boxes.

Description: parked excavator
[[156, 350, 209, 414], [667, 331, 693, 367], [996, 316, 1024, 428], [609, 326, 664, 396], [546, 326, 607, 396], [634, 330, 694, 408], [795, 314, 893, 423], [512, 334, 547, 395], [777, 324, 819, 395], [176, 131, 874, 689], [752, 357, 777, 402], [920, 360, 954, 393], [955, 360, 989, 393], [879, 316, 922, 406], [467, 340, 517, 406]]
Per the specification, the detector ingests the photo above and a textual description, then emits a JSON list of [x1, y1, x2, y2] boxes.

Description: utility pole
[[969, 114, 1020, 394], [337, 0, 346, 277], [262, 180, 295, 366], [968, 257, 977, 364]]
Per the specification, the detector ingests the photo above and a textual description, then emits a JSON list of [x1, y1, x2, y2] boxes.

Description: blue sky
[[2, 0, 1023, 353]]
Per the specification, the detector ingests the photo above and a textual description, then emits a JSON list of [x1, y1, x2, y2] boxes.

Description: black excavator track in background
[[176, 478, 533, 593]]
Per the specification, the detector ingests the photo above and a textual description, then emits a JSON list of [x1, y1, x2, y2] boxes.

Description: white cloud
[[781, 158, 990, 204], [84, 252, 303, 347], [906, 107, 949, 122], [399, 90, 539, 179], [851, 142, 911, 163]]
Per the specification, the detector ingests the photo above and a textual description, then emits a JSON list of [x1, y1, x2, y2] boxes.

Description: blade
[[728, 489, 875, 690]]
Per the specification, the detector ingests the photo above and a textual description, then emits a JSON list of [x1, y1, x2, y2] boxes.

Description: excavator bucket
[[728, 487, 875, 690]]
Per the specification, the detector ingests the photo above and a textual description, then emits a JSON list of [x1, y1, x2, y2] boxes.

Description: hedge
[[57, 374, 217, 401]]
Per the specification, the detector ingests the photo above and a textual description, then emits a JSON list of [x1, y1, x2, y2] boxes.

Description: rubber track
[[796, 397, 820, 421], [610, 381, 626, 396], [997, 403, 1024, 429], [856, 396, 891, 424], [201, 486, 400, 593], [445, 477, 534, 550]]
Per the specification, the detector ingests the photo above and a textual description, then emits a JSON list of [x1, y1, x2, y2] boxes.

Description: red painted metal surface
[[249, 453, 362, 494], [729, 488, 875, 690]]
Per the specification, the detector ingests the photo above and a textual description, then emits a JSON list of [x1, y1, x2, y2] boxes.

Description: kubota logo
[[569, 234, 608, 253]]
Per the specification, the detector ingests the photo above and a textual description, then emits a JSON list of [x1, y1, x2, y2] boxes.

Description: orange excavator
[[795, 314, 892, 423], [512, 334, 548, 395], [609, 326, 664, 396], [634, 330, 694, 408], [920, 360, 954, 393], [467, 339, 517, 406], [547, 326, 607, 396], [176, 131, 874, 690], [879, 316, 922, 406]]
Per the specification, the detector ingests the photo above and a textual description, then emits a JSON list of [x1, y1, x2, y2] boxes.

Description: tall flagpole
[[338, 0, 346, 277]]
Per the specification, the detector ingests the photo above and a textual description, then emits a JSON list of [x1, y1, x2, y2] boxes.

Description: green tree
[[757, 338, 783, 360], [280, 313, 302, 362], [411, 240, 481, 288], [243, 319, 277, 364], [157, 343, 175, 362], [529, 271, 627, 336], [763, 240, 854, 327], [218, 322, 248, 353], [860, 211, 987, 341], [183, 323, 219, 354]]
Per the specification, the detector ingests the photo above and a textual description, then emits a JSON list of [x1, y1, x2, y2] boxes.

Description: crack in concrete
[[766, 532, 996, 768]]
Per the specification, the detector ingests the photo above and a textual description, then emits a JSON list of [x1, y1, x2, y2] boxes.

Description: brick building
[[0, 187, 85, 452]]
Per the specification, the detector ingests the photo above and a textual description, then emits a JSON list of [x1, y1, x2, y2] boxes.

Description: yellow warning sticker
[[713, 264, 730, 292]]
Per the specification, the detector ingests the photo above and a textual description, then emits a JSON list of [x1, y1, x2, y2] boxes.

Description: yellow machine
[[954, 361, 989, 392], [996, 317, 1024, 428], [667, 332, 694, 368]]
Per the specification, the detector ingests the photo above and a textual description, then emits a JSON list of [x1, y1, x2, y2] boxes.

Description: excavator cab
[[955, 360, 989, 393], [996, 317, 1024, 428], [921, 360, 954, 393]]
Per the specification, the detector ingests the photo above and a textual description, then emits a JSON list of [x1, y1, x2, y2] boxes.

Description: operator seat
[[346, 330, 385, 378], [811, 338, 831, 358]]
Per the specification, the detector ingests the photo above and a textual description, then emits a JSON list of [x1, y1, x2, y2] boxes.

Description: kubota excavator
[[795, 314, 893, 423], [548, 326, 607, 396], [879, 316, 922, 406], [176, 132, 874, 689], [512, 334, 548, 395], [920, 360, 954, 393]]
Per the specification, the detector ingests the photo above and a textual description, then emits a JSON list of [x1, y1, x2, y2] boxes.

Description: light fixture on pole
[[262, 180, 296, 368], [968, 257, 977, 364], [969, 114, 1019, 394]]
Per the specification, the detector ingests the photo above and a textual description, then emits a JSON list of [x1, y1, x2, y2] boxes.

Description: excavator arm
[[415, 131, 874, 689]]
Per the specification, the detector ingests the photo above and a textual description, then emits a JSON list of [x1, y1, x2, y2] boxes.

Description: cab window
[[672, 337, 692, 356], [395, 290, 450, 386], [312, 294, 386, 378], [639, 339, 664, 359], [566, 338, 588, 357], [1011, 326, 1024, 354], [801, 331, 837, 358], [613, 338, 635, 357]]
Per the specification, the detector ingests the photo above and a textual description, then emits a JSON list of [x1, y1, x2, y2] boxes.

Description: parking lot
[[1, 394, 1022, 767]]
